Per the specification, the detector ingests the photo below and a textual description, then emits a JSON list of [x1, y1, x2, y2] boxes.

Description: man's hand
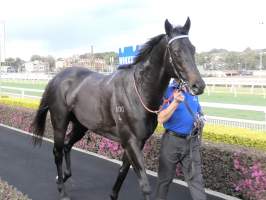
[[173, 90, 185, 103], [157, 91, 184, 124]]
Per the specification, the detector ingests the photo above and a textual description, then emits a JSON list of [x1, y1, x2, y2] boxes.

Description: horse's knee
[[53, 148, 63, 161], [63, 144, 71, 154]]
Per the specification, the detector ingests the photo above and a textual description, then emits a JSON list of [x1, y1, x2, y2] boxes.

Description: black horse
[[31, 18, 205, 200]]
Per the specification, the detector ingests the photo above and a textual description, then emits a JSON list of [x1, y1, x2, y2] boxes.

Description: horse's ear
[[183, 17, 191, 34], [165, 19, 173, 36]]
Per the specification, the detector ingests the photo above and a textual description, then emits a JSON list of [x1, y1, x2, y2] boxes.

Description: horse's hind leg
[[63, 121, 87, 182], [110, 153, 130, 200], [51, 113, 70, 200]]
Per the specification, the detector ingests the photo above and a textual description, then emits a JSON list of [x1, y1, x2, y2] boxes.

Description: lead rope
[[183, 98, 202, 180], [133, 73, 162, 114]]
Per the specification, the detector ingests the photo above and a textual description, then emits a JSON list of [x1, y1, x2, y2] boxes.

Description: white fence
[[0, 73, 54, 80], [0, 86, 266, 132], [0, 86, 43, 99], [204, 77, 266, 86], [201, 102, 266, 131], [0, 71, 112, 80], [204, 77, 266, 97], [205, 116, 266, 131]]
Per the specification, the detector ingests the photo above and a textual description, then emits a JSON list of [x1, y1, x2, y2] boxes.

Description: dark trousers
[[155, 132, 207, 200]]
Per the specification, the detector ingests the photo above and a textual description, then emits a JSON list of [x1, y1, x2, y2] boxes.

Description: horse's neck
[[134, 51, 170, 110]]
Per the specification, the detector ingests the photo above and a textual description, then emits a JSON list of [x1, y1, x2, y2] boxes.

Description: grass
[[203, 107, 265, 121], [0, 80, 47, 90], [200, 92, 266, 106]]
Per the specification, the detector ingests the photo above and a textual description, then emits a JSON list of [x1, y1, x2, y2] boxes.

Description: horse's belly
[[72, 100, 118, 136]]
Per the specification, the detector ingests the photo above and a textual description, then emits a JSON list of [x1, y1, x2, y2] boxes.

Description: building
[[0, 65, 10, 73], [24, 60, 49, 73], [55, 58, 68, 71], [70, 56, 107, 72]]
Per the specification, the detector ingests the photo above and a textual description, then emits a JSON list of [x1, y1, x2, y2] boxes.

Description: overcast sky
[[0, 0, 265, 60]]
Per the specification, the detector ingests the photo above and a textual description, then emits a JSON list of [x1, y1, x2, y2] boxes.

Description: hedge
[[1, 102, 266, 199], [2, 96, 266, 151], [0, 96, 39, 110], [203, 125, 266, 151]]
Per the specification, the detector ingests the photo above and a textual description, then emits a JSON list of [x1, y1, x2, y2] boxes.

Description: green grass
[[200, 87, 266, 121], [200, 92, 266, 106], [203, 107, 265, 121], [0, 88, 43, 97], [0, 80, 47, 90]]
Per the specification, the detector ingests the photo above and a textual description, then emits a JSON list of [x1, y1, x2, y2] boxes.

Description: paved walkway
[[0, 125, 225, 200]]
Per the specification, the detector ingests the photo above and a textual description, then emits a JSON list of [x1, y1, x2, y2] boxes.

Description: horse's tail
[[31, 85, 50, 146]]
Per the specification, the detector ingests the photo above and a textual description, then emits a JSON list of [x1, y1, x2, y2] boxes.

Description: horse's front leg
[[110, 153, 130, 200], [124, 139, 151, 200]]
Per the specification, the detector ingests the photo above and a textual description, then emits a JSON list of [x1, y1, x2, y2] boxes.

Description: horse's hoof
[[144, 195, 150, 200], [110, 194, 117, 200], [60, 192, 71, 200], [61, 197, 71, 200]]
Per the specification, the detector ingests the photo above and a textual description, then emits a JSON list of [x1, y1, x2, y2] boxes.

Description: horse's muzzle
[[190, 80, 206, 95]]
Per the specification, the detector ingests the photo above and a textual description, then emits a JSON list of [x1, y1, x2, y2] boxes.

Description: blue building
[[118, 45, 141, 65]]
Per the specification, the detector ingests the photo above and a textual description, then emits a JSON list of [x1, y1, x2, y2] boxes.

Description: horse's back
[[45, 67, 93, 108]]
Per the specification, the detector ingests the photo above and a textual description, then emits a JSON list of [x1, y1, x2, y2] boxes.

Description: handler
[[155, 79, 207, 200]]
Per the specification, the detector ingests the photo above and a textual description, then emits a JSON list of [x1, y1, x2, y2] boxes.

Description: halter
[[168, 35, 188, 44], [133, 34, 190, 114], [166, 35, 189, 83]]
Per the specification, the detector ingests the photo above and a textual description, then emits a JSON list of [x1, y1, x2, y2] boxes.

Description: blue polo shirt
[[161, 82, 201, 135]]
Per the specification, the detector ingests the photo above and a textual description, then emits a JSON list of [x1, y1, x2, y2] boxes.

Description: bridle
[[166, 35, 189, 85], [133, 34, 190, 114]]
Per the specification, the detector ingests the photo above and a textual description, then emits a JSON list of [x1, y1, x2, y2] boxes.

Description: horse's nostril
[[192, 84, 199, 90], [191, 81, 205, 95]]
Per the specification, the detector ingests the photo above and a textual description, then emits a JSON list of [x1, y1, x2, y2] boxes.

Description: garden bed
[[0, 104, 266, 200], [0, 177, 30, 200]]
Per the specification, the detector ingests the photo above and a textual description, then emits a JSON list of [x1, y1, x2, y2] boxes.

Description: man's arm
[[157, 91, 184, 124]]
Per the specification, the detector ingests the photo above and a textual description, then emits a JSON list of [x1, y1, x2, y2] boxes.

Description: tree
[[5, 57, 25, 72], [5, 57, 15, 65], [45, 55, 55, 72], [30, 55, 42, 61], [195, 48, 265, 71], [224, 52, 239, 70]]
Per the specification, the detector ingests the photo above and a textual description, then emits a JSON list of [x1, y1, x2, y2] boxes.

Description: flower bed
[[1, 104, 266, 199], [0, 177, 30, 200]]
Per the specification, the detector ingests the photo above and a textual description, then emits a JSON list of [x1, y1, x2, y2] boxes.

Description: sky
[[0, 0, 265, 61]]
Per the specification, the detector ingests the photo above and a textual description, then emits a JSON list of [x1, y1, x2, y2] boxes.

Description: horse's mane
[[117, 34, 165, 70]]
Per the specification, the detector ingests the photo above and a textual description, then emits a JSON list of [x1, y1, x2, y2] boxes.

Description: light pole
[[0, 20, 5, 93], [259, 51, 266, 70], [258, 19, 265, 70]]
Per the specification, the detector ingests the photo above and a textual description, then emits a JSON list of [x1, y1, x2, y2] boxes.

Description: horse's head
[[164, 17, 205, 95]]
